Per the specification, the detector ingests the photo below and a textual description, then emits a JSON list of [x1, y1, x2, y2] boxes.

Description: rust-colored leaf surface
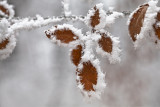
[[77, 61, 98, 91], [129, 4, 149, 41], [90, 7, 100, 28], [153, 12, 160, 40], [0, 5, 9, 17], [0, 39, 9, 50], [45, 28, 78, 44], [98, 33, 112, 53], [71, 45, 83, 66]]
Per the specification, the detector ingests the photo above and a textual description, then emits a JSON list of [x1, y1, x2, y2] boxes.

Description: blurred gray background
[[1, 0, 160, 107]]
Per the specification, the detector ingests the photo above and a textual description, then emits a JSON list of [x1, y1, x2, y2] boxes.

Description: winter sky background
[[1, 0, 160, 107]]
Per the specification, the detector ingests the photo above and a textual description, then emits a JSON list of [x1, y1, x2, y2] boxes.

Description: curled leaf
[[77, 61, 98, 91], [71, 45, 83, 66], [128, 4, 149, 41], [98, 33, 112, 53]]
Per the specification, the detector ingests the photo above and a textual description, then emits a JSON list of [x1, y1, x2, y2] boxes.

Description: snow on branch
[[10, 15, 63, 31], [9, 10, 128, 32], [128, 0, 160, 48]]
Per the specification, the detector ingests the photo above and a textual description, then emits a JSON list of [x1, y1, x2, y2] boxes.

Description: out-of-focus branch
[[121, 11, 131, 16], [62, 0, 71, 17]]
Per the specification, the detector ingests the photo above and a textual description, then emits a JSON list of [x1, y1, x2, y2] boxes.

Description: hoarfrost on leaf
[[45, 24, 84, 47], [0, 19, 16, 60], [0, 1, 15, 19], [128, 0, 160, 48], [85, 3, 107, 30]]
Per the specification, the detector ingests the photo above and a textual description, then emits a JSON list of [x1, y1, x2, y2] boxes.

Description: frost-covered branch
[[10, 16, 63, 31], [9, 15, 85, 31], [9, 10, 130, 31]]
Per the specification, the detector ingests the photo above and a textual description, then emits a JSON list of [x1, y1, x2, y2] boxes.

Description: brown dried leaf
[[77, 61, 98, 91], [45, 28, 79, 44], [0, 38, 9, 50], [0, 4, 9, 17], [90, 7, 100, 28], [98, 33, 112, 53], [71, 45, 83, 66], [129, 4, 149, 41], [153, 12, 160, 40]]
